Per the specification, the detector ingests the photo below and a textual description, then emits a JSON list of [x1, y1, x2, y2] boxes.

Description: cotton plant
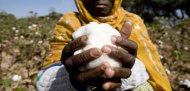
[[72, 22, 149, 90]]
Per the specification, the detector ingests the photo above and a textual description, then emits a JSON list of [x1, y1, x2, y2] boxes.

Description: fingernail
[[126, 21, 132, 26], [101, 62, 110, 70], [111, 36, 117, 44], [91, 48, 101, 57], [116, 36, 122, 42], [102, 46, 111, 54], [105, 68, 114, 78], [81, 35, 88, 42], [103, 83, 110, 90], [103, 82, 110, 90], [101, 64, 107, 70]]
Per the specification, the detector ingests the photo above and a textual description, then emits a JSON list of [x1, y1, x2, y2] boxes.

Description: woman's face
[[83, 0, 115, 17]]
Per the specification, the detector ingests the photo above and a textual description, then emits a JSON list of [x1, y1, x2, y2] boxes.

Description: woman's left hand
[[100, 21, 138, 90]]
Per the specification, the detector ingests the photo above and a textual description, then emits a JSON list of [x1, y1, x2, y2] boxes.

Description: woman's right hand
[[61, 35, 110, 90]]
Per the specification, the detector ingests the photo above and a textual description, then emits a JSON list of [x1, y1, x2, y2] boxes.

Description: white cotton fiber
[[72, 22, 121, 71]]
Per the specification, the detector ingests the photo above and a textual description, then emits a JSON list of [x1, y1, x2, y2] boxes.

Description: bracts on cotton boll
[[72, 22, 122, 71]]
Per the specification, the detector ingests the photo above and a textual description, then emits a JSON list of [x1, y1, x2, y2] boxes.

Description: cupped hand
[[100, 21, 138, 91], [61, 35, 113, 90]]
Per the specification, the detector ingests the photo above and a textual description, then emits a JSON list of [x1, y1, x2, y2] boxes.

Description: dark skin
[[61, 0, 138, 90], [83, 0, 115, 17]]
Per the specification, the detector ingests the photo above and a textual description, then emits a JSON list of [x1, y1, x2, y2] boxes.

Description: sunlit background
[[0, 0, 77, 18]]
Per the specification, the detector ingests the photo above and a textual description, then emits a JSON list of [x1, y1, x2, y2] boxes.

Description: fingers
[[112, 68, 131, 78], [112, 36, 138, 56], [120, 21, 132, 39], [116, 21, 137, 56], [101, 68, 131, 91], [100, 21, 132, 91], [61, 35, 88, 62], [103, 67, 131, 79], [102, 45, 135, 68], [64, 48, 102, 72], [74, 63, 130, 91], [103, 82, 121, 91], [76, 63, 110, 82]]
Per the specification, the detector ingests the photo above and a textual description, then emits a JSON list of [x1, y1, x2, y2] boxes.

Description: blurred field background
[[0, 0, 190, 91]]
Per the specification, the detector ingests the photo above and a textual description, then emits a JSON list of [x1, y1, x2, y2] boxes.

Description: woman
[[36, 0, 172, 91]]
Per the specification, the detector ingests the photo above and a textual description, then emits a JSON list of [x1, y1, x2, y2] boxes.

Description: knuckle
[[129, 40, 138, 50], [129, 55, 135, 61], [111, 48, 122, 56], [62, 44, 74, 58], [79, 52, 90, 62], [71, 41, 78, 51], [73, 36, 86, 50], [133, 41, 138, 50], [72, 51, 93, 66], [124, 70, 132, 78], [116, 36, 124, 44], [76, 75, 86, 82], [115, 68, 131, 78], [62, 44, 71, 54], [128, 55, 135, 67], [64, 58, 73, 67], [116, 49, 127, 60]]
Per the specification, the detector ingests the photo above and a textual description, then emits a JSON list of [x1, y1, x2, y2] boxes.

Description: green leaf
[[2, 78, 12, 88], [13, 87, 25, 91]]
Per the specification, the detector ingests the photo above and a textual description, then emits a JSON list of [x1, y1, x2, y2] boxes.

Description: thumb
[[120, 21, 132, 39]]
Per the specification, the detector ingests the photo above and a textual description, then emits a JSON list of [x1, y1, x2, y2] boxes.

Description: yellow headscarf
[[75, 0, 127, 28], [43, 0, 172, 91]]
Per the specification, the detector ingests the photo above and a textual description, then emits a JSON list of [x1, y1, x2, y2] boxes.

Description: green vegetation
[[122, 0, 190, 22], [0, 12, 60, 91]]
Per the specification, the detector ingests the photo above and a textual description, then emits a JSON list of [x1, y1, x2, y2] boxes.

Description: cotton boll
[[72, 26, 86, 40], [72, 22, 121, 71], [12, 75, 22, 82]]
